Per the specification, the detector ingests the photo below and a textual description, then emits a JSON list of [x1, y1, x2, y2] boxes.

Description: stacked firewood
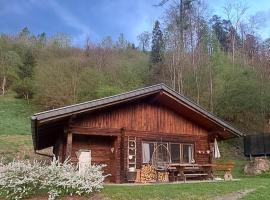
[[157, 172, 169, 182], [138, 164, 169, 183], [140, 164, 157, 183]]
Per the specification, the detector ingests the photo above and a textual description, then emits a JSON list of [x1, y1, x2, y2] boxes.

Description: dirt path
[[212, 189, 256, 200]]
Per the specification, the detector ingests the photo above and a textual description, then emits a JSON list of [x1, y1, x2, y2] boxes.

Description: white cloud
[[47, 0, 99, 46], [129, 0, 163, 44]]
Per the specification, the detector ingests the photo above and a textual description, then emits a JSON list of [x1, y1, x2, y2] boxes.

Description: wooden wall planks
[[54, 101, 213, 183], [73, 101, 208, 137]]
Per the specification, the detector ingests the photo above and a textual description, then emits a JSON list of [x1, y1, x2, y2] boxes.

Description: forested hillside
[[1, 1, 270, 134]]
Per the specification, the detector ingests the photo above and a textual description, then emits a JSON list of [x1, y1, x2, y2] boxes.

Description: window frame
[[141, 141, 156, 164], [170, 143, 181, 163], [181, 143, 194, 164], [141, 141, 195, 165]]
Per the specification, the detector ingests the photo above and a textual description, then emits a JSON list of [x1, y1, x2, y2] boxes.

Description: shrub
[[0, 157, 106, 200], [41, 158, 106, 200]]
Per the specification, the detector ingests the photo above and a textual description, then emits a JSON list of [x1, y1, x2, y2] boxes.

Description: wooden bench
[[168, 166, 210, 182], [182, 166, 209, 182], [182, 173, 209, 182], [213, 163, 234, 181]]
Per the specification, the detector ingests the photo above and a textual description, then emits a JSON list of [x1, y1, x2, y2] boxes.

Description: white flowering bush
[[0, 157, 106, 200], [0, 159, 43, 200], [41, 157, 106, 200]]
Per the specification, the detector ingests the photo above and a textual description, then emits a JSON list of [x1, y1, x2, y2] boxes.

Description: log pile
[[140, 164, 157, 183], [157, 171, 169, 182], [137, 164, 169, 183]]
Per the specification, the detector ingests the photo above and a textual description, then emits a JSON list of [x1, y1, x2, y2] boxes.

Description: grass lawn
[[0, 135, 33, 161], [0, 93, 34, 135], [102, 177, 270, 200], [0, 177, 269, 200], [0, 93, 35, 160]]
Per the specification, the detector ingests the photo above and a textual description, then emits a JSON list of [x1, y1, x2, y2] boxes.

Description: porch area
[[126, 163, 234, 184], [125, 137, 234, 184]]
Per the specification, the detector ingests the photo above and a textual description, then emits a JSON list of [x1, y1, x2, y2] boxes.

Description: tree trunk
[[172, 53, 176, 90], [209, 64, 214, 113], [194, 58, 200, 104], [1, 76, 6, 95], [177, 48, 183, 94], [232, 33, 235, 68]]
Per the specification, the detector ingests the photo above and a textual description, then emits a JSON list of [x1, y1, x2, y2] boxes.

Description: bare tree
[[137, 31, 151, 52], [223, 1, 248, 66]]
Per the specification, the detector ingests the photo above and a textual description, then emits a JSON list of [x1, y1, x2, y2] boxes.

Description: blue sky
[[1, 0, 270, 47]]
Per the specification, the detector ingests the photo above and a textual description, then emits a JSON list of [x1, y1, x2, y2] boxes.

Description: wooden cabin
[[31, 84, 244, 183]]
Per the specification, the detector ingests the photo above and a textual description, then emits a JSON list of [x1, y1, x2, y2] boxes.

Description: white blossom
[[0, 157, 106, 200]]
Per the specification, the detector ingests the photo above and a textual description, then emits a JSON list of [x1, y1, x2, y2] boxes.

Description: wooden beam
[[114, 135, 121, 183], [65, 130, 73, 160], [120, 128, 126, 182], [70, 126, 120, 136]]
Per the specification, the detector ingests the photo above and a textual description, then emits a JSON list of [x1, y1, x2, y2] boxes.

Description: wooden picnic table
[[168, 163, 214, 182], [168, 163, 234, 181]]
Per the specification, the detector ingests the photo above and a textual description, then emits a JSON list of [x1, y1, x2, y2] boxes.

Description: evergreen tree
[[13, 49, 36, 100], [18, 49, 36, 79], [150, 21, 164, 65], [19, 27, 30, 38], [116, 33, 127, 49], [37, 32, 46, 48]]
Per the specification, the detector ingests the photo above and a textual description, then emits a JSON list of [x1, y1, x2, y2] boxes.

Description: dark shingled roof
[[31, 83, 244, 150]]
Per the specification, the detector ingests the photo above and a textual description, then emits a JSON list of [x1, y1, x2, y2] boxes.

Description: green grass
[[0, 93, 35, 160], [102, 177, 270, 200], [0, 177, 268, 200], [0, 135, 33, 161], [0, 93, 34, 135]]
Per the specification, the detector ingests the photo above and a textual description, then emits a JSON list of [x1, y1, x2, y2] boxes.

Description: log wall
[[54, 101, 211, 183]]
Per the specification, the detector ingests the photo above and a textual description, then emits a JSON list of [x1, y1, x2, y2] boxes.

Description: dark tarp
[[244, 133, 270, 156]]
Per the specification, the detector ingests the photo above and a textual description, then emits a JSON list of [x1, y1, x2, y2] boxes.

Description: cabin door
[[73, 135, 116, 182]]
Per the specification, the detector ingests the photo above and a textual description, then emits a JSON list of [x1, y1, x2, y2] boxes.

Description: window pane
[[170, 143, 180, 163], [157, 143, 169, 162], [142, 142, 155, 163], [142, 143, 150, 163], [149, 143, 155, 161], [183, 144, 193, 163]]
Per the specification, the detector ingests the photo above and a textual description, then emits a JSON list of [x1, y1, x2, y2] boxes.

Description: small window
[[170, 143, 180, 163], [142, 142, 155, 163], [182, 144, 194, 163]]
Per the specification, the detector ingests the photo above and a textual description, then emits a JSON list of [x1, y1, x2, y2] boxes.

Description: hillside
[[0, 93, 34, 161], [0, 93, 34, 135]]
